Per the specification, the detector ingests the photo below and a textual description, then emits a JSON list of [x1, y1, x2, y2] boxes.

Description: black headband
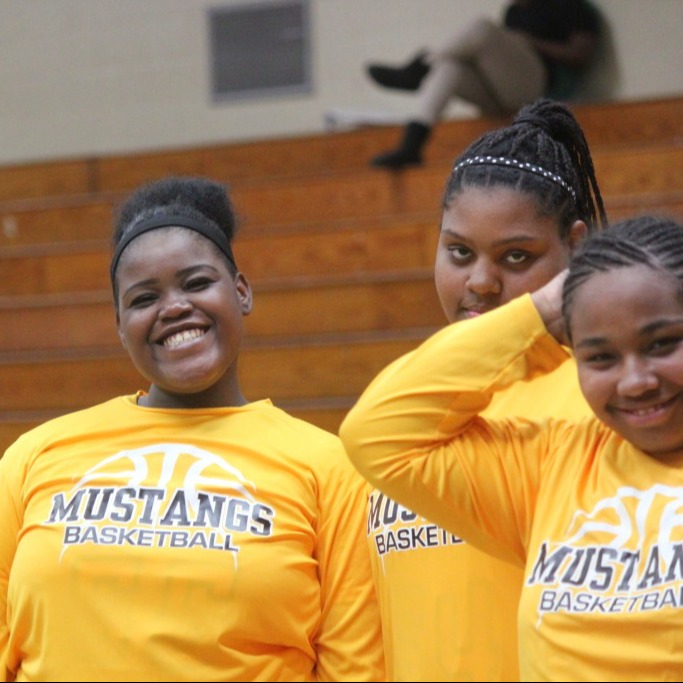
[[110, 213, 237, 283]]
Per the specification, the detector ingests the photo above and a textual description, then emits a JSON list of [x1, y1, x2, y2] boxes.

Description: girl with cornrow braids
[[343, 97, 607, 682], [342, 213, 683, 680], [561, 214, 683, 311]]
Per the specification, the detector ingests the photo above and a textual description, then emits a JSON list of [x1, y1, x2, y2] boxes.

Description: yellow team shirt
[[0, 397, 385, 682], [368, 355, 591, 681], [342, 295, 683, 681]]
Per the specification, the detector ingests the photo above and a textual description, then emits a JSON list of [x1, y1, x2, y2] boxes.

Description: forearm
[[530, 32, 597, 68], [340, 295, 567, 505]]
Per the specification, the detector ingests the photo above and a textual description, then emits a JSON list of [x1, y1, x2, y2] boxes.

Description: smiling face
[[569, 264, 683, 460], [435, 186, 585, 324], [114, 227, 252, 408]]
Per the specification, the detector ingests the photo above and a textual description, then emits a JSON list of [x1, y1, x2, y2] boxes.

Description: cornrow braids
[[562, 214, 683, 339], [443, 98, 608, 239]]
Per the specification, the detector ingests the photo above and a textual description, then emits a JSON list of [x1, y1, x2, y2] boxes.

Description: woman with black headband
[[345, 97, 607, 681], [0, 176, 385, 682]]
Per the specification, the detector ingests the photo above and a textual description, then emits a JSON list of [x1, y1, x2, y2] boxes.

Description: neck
[[139, 383, 249, 410]]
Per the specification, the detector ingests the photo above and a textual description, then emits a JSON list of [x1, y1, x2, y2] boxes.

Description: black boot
[[371, 122, 431, 169], [366, 51, 430, 91]]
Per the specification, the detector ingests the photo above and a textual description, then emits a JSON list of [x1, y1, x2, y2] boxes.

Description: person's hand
[[528, 32, 598, 69], [531, 269, 569, 346]]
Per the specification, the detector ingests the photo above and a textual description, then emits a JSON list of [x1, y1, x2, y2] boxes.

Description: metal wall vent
[[208, 0, 311, 102]]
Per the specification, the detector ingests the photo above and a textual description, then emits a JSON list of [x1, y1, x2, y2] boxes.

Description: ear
[[234, 272, 253, 316], [115, 310, 127, 349], [567, 219, 588, 252]]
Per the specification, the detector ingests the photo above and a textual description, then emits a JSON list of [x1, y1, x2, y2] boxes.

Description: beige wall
[[1, 0, 682, 165]]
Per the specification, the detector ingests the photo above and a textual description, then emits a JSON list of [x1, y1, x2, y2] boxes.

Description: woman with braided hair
[[342, 213, 683, 679], [346, 97, 607, 681]]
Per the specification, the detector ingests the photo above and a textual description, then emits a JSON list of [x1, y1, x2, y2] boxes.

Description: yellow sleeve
[[340, 294, 571, 565], [313, 445, 385, 681], [0, 439, 28, 682]]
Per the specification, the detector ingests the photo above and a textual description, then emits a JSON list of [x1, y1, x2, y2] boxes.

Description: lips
[[613, 395, 678, 426], [460, 306, 494, 319]]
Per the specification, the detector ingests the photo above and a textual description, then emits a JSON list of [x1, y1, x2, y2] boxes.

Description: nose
[[465, 259, 501, 296], [616, 356, 659, 397], [159, 292, 192, 319]]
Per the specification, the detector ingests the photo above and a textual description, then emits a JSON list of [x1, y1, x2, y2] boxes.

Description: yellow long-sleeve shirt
[[367, 341, 591, 681], [0, 396, 385, 682], [342, 294, 683, 681]]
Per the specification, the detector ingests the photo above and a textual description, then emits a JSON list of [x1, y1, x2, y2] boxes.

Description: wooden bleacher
[[2, 97, 682, 203], [2, 96, 683, 452]]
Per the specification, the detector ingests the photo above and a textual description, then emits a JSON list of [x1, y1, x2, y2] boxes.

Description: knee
[[430, 17, 502, 64], [466, 17, 500, 43]]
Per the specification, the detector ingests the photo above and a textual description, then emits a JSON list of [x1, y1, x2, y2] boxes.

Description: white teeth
[[629, 404, 664, 417], [163, 329, 204, 348], [633, 408, 657, 416]]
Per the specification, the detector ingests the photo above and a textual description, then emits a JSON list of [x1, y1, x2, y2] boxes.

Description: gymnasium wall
[[1, 0, 682, 165]]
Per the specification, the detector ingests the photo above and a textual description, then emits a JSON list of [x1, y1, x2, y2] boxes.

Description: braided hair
[[562, 214, 683, 339], [111, 176, 240, 300], [443, 98, 608, 239]]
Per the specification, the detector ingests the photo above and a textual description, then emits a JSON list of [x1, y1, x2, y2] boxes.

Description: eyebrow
[[574, 318, 683, 349], [121, 264, 221, 299], [440, 228, 541, 247], [574, 336, 606, 349]]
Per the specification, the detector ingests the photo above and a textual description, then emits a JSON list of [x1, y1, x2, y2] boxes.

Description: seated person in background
[[366, 0, 602, 169]]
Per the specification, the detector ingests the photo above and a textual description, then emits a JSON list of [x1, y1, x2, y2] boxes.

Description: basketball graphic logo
[[45, 443, 275, 560]]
